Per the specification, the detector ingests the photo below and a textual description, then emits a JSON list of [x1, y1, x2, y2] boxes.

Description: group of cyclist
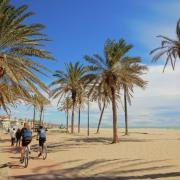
[[9, 122, 47, 163]]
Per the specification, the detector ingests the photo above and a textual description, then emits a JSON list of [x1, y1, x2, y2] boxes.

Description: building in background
[[0, 115, 10, 131]]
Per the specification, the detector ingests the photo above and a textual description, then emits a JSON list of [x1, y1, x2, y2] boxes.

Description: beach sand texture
[[1, 128, 180, 179]]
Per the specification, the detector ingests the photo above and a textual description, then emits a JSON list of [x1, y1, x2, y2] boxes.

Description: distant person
[[10, 128, 16, 146], [37, 125, 47, 157], [20, 123, 32, 163], [16, 128, 21, 147]]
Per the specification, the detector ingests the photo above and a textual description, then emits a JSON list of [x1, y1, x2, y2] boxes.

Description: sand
[[1, 128, 180, 179]]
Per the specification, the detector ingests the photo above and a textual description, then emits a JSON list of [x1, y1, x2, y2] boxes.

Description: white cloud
[[127, 64, 180, 127], [83, 64, 180, 127]]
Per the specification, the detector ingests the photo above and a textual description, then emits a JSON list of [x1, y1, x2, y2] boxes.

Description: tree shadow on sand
[[0, 161, 24, 170], [1, 146, 19, 153], [11, 158, 178, 180], [44, 137, 152, 153], [0, 138, 11, 143], [10, 172, 180, 180], [71, 137, 152, 144], [11, 172, 180, 180], [44, 142, 89, 153]]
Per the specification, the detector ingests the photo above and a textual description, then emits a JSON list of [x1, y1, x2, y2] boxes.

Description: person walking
[[10, 127, 16, 146], [16, 128, 21, 147]]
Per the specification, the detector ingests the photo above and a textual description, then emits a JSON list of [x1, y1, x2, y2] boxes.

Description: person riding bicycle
[[20, 123, 32, 163], [37, 125, 47, 157]]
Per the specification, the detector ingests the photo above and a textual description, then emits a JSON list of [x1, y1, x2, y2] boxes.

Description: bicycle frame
[[23, 146, 29, 168]]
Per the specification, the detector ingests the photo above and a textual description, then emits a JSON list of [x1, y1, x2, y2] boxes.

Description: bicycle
[[22, 145, 30, 168]]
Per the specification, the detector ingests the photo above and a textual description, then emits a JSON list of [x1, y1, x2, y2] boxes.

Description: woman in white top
[[10, 128, 16, 146]]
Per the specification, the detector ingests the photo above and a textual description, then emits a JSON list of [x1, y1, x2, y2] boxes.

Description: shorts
[[39, 138, 46, 146], [16, 135, 21, 140], [22, 138, 32, 147]]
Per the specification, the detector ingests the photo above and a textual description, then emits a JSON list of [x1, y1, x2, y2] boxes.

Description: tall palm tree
[[85, 39, 136, 143], [87, 96, 90, 136], [29, 95, 39, 131], [150, 19, 180, 71], [58, 97, 72, 132], [0, 0, 53, 111], [77, 90, 87, 133], [38, 96, 49, 124], [24, 94, 49, 128], [50, 62, 91, 133], [96, 101, 106, 134], [121, 62, 147, 135], [91, 86, 111, 134], [33, 104, 36, 130]]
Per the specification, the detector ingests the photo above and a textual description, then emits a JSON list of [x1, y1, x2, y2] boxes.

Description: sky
[[3, 0, 180, 128]]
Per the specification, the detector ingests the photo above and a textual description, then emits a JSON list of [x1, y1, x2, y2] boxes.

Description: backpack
[[39, 128, 46, 138], [22, 128, 32, 140]]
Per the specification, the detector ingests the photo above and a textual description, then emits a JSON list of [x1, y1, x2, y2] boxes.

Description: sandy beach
[[1, 128, 180, 180]]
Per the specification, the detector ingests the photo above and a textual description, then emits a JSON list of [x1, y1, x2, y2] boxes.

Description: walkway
[[0, 133, 64, 180]]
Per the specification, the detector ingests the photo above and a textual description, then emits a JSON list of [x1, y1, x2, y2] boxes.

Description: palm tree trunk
[[0, 66, 5, 77], [42, 108, 45, 123], [87, 97, 90, 136], [96, 101, 105, 134], [71, 100, 75, 133], [78, 107, 81, 133], [39, 106, 43, 125], [66, 108, 69, 132], [111, 87, 118, 143], [33, 105, 36, 132], [124, 86, 128, 136]]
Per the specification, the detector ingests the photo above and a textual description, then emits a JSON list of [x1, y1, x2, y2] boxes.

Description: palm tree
[[58, 97, 72, 132], [91, 85, 110, 134], [0, 83, 21, 113], [50, 62, 91, 133], [85, 39, 148, 142], [77, 90, 87, 133], [32, 104, 36, 130], [150, 19, 180, 71], [121, 62, 147, 135], [85, 39, 136, 143], [24, 94, 49, 129], [0, 0, 53, 111], [87, 96, 90, 136], [96, 101, 106, 133], [29, 95, 39, 131], [37, 96, 49, 124]]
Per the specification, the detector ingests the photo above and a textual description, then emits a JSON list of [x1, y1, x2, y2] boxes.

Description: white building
[[0, 115, 10, 131]]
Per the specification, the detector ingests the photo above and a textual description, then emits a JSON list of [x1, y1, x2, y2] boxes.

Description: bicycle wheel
[[42, 145, 47, 160], [24, 149, 29, 168]]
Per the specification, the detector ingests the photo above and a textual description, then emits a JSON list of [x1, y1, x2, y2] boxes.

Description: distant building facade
[[0, 115, 10, 130]]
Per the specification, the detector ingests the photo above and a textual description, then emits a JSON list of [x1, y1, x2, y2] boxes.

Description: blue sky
[[4, 0, 180, 128]]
